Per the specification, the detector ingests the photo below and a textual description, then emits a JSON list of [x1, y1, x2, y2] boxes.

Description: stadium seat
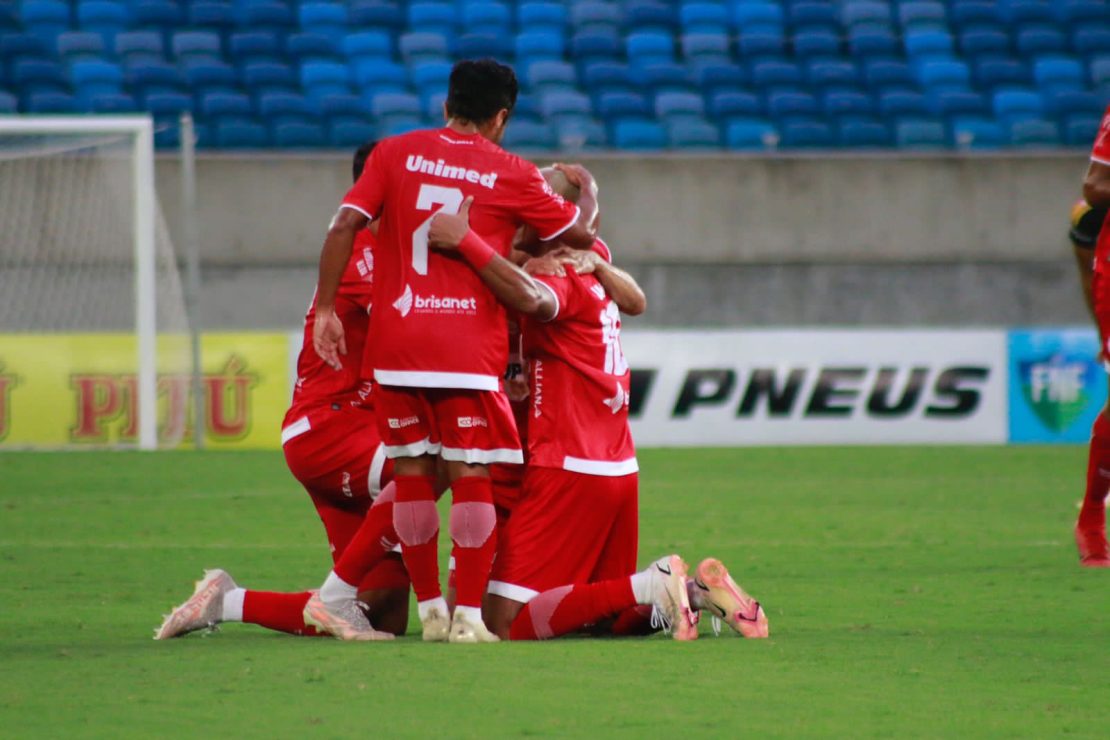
[[634, 61, 691, 92], [0, 91, 17, 113], [767, 90, 820, 119], [780, 118, 834, 148], [951, 117, 1007, 148], [738, 29, 787, 58], [863, 59, 914, 89], [126, 59, 184, 91], [1016, 26, 1068, 57], [115, 31, 164, 59], [217, 118, 270, 148], [732, 3, 785, 28], [667, 118, 720, 148], [597, 91, 650, 120], [56, 32, 105, 60], [849, 27, 900, 58], [541, 90, 592, 119], [1074, 27, 1110, 56], [237, 2, 294, 29], [894, 119, 948, 148], [681, 33, 729, 61], [708, 91, 762, 120], [725, 118, 778, 150], [555, 116, 608, 149], [408, 2, 457, 33], [285, 33, 339, 62], [329, 117, 377, 147], [349, 2, 404, 29], [201, 91, 252, 118], [228, 32, 281, 63], [244, 61, 296, 90], [959, 29, 1010, 58], [315, 92, 363, 117], [187, 2, 234, 30], [82, 91, 136, 113], [842, 2, 893, 27], [583, 62, 636, 92], [793, 29, 841, 59], [368, 91, 422, 120], [519, 2, 567, 30], [571, 2, 622, 31], [1063, 114, 1102, 146], [624, 2, 676, 33], [878, 89, 929, 118], [342, 32, 392, 60], [455, 33, 514, 60], [21, 0, 70, 28], [790, 2, 839, 28], [411, 60, 454, 92], [1004, 1, 1055, 25], [695, 63, 745, 93], [626, 31, 675, 62], [837, 118, 890, 147], [1060, 1, 1110, 25], [301, 61, 349, 90], [516, 30, 565, 61], [12, 59, 67, 88], [399, 32, 451, 62], [612, 119, 667, 149], [823, 89, 874, 117], [917, 60, 972, 88], [571, 30, 623, 61], [682, 3, 730, 32], [525, 60, 577, 91], [172, 32, 221, 60], [1033, 58, 1085, 88], [502, 120, 557, 149], [950, 1, 1000, 28], [655, 91, 705, 119], [144, 90, 193, 117], [1091, 57, 1110, 87], [808, 61, 860, 88], [299, 3, 349, 33], [752, 61, 803, 89], [132, 1, 181, 29], [898, 2, 947, 28], [70, 59, 123, 91], [993, 89, 1044, 120], [927, 89, 987, 117], [462, 2, 511, 31], [25, 91, 78, 112], [1043, 89, 1103, 117], [975, 59, 1029, 89], [905, 29, 956, 58], [182, 58, 237, 89], [257, 92, 314, 120], [1009, 118, 1061, 146]]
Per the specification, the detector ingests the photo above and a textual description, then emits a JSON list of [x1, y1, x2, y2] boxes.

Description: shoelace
[[649, 605, 672, 635], [710, 615, 722, 637]]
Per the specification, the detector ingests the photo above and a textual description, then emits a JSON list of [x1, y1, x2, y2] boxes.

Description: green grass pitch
[[1, 447, 1107, 738]]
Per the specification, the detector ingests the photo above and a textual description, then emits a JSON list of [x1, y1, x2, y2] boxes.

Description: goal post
[[0, 115, 188, 450]]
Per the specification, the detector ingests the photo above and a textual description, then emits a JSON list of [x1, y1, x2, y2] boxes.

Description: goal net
[[0, 116, 191, 450]]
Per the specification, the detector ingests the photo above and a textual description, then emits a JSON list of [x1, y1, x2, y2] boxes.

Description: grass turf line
[[0, 447, 1105, 738]]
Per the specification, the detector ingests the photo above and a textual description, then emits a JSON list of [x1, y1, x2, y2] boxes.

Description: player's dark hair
[[352, 140, 376, 183], [445, 59, 518, 124]]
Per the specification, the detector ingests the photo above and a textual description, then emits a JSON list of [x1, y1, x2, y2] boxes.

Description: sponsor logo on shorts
[[457, 415, 488, 428], [341, 471, 353, 498], [388, 415, 419, 429]]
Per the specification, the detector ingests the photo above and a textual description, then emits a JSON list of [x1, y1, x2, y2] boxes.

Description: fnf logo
[[1019, 352, 1098, 432], [69, 356, 257, 443]]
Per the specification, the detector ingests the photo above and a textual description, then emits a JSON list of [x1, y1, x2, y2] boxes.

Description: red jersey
[[1092, 105, 1110, 274], [522, 246, 637, 476], [282, 230, 376, 441], [342, 127, 581, 391]]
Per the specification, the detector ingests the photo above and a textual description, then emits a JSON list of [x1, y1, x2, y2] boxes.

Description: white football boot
[[447, 608, 500, 644], [302, 594, 395, 641], [154, 569, 237, 639], [642, 554, 699, 641]]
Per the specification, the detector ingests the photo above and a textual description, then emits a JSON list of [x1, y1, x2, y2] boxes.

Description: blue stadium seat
[[849, 27, 900, 58], [516, 30, 565, 60], [1091, 57, 1110, 86], [732, 3, 785, 28], [927, 89, 987, 117], [228, 32, 281, 62], [738, 28, 787, 58], [244, 61, 297, 90], [1033, 57, 1084, 88], [597, 90, 650, 119], [667, 118, 720, 148], [752, 61, 802, 89], [624, 2, 676, 33], [584, 62, 636, 92], [315, 92, 363, 117], [681, 33, 729, 60], [571, 30, 623, 61], [767, 90, 820, 118], [285, 33, 339, 61], [951, 117, 1007, 148], [301, 61, 349, 90], [917, 60, 972, 88], [502, 120, 557, 149], [0, 33, 48, 60], [76, 1, 131, 33], [525, 60, 577, 90], [863, 59, 914, 89], [837, 117, 890, 147], [975, 59, 1028, 89], [350, 2, 404, 30], [237, 2, 294, 28], [709, 90, 761, 120], [399, 32, 451, 62], [132, 1, 181, 29], [894, 119, 948, 148], [172, 32, 221, 59], [842, 2, 893, 27], [655, 91, 705, 118], [82, 91, 137, 112], [905, 29, 956, 58], [188, 2, 235, 30], [790, 3, 839, 28], [455, 33, 514, 59], [541, 89, 592, 118], [408, 2, 457, 33], [1009, 118, 1061, 146], [959, 29, 1010, 58], [681, 3, 729, 32], [780, 118, 834, 148], [823, 88, 873, 117], [793, 29, 841, 58], [1074, 27, 1110, 56], [329, 117, 377, 147], [612, 119, 667, 150], [378, 117, 426, 138], [570, 2, 622, 31], [725, 118, 778, 150], [26, 91, 78, 112], [70, 59, 123, 90], [694, 63, 745, 93], [1044, 89, 1103, 117], [342, 32, 392, 59], [422, 90, 447, 119], [13, 59, 66, 87], [554, 116, 608, 149], [1004, 1, 1055, 26], [634, 61, 691, 92], [520, 2, 567, 30], [272, 120, 327, 147], [201, 91, 252, 118], [808, 60, 859, 88], [411, 60, 453, 92], [257, 92, 315, 119], [898, 2, 947, 29], [462, 2, 511, 31], [126, 59, 184, 91], [299, 3, 349, 33], [57, 31, 105, 60], [993, 89, 1044, 120], [0, 91, 17, 113], [1016, 26, 1068, 56], [627, 31, 675, 61], [182, 58, 237, 88], [368, 91, 422, 119], [950, 2, 1000, 28], [217, 119, 270, 148], [878, 89, 929, 117], [1063, 114, 1102, 146], [114, 31, 164, 59], [1059, 1, 1110, 25], [21, 1, 69, 28]]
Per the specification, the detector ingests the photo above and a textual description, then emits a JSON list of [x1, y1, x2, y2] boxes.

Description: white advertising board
[[620, 329, 1008, 446]]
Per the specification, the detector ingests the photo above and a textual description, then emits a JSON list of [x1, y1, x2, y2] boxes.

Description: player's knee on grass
[[359, 588, 410, 636], [483, 594, 524, 640]]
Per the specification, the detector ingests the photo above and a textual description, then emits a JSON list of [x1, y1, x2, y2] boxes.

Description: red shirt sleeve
[[513, 165, 582, 241], [534, 272, 580, 322], [591, 238, 613, 264], [341, 142, 389, 219], [1092, 106, 1110, 165]]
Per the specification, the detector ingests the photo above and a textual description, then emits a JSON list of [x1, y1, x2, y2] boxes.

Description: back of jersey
[[343, 127, 580, 391]]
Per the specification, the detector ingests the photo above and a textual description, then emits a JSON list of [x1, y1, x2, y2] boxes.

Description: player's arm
[[549, 246, 646, 316], [1085, 161, 1110, 209], [1071, 200, 1105, 321], [313, 207, 368, 369], [428, 198, 557, 320]]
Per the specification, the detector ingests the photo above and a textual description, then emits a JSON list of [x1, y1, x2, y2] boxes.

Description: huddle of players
[[156, 59, 768, 643]]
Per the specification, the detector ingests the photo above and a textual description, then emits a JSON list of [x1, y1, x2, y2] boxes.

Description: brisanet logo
[[1009, 329, 1106, 443], [394, 284, 478, 317]]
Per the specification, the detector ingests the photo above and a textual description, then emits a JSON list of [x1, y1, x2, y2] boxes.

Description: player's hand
[[523, 255, 565, 277], [313, 307, 347, 371], [551, 246, 600, 275], [429, 196, 473, 250], [553, 163, 599, 198]]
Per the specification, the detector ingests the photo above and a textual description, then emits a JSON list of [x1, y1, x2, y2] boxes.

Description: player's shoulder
[[592, 238, 613, 264]]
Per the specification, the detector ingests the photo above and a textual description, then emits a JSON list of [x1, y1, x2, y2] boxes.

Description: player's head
[[445, 59, 518, 144], [539, 167, 581, 204], [352, 140, 377, 183]]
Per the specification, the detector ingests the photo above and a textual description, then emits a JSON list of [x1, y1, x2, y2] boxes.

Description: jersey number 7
[[412, 184, 465, 275]]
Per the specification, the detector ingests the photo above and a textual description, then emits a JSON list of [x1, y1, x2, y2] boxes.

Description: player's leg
[[1077, 270, 1110, 566], [357, 553, 411, 636]]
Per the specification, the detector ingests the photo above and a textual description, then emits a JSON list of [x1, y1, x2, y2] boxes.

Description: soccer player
[[306, 59, 600, 643], [1074, 109, 1110, 568], [155, 142, 408, 640], [426, 183, 769, 641]]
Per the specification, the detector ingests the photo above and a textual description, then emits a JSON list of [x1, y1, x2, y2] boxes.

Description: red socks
[[242, 591, 321, 636], [393, 474, 441, 602], [509, 578, 637, 640], [1079, 411, 1110, 550], [333, 482, 400, 586], [450, 476, 498, 608]]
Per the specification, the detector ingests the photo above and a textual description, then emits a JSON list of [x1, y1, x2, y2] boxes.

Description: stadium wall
[[155, 152, 1093, 329]]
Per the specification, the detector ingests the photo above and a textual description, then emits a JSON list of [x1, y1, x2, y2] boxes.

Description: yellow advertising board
[[0, 333, 290, 449]]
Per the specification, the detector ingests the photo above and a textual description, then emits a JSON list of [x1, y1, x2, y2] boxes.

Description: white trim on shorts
[[375, 369, 500, 391], [440, 446, 524, 465], [538, 205, 581, 242], [383, 437, 442, 459], [280, 415, 311, 445], [487, 580, 540, 604], [367, 443, 388, 499], [562, 456, 639, 477]]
